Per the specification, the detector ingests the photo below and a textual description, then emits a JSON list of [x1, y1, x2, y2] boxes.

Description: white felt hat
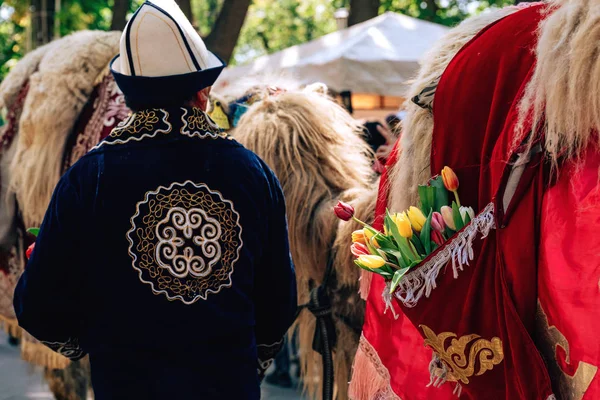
[[111, 0, 225, 105]]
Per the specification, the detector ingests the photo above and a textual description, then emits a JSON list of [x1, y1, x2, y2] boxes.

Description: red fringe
[[349, 336, 400, 400]]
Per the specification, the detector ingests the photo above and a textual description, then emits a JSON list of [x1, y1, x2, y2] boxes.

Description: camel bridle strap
[[296, 251, 337, 400]]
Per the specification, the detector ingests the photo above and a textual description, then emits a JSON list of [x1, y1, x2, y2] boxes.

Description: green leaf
[[354, 260, 370, 271], [386, 212, 418, 266], [444, 226, 456, 237], [389, 267, 411, 293], [420, 211, 433, 255], [452, 201, 465, 231], [408, 240, 421, 261], [418, 185, 435, 216], [374, 233, 395, 249], [27, 228, 40, 237], [431, 176, 450, 211], [410, 234, 426, 256], [378, 247, 402, 267]]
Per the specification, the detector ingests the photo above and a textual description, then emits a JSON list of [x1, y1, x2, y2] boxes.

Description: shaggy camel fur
[[0, 30, 121, 400], [7, 30, 120, 228], [233, 89, 377, 399], [517, 0, 600, 167]]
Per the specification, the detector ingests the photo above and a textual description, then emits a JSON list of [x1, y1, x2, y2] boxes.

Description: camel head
[[233, 88, 374, 288]]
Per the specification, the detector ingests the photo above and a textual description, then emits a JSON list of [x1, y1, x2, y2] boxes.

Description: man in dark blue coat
[[14, 1, 297, 398]]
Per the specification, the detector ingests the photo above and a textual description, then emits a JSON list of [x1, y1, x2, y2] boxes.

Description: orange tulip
[[352, 230, 366, 245], [441, 166, 459, 191], [442, 166, 461, 207]]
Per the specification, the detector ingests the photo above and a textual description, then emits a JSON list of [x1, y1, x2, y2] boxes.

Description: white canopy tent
[[213, 12, 448, 97]]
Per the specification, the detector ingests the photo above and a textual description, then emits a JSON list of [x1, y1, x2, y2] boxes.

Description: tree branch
[[349, 0, 380, 26], [204, 0, 252, 63], [175, 0, 194, 25], [110, 0, 131, 31]]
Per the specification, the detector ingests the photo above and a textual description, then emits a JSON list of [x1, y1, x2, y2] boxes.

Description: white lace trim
[[391, 202, 496, 308]]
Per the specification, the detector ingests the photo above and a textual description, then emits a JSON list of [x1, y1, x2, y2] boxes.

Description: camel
[[232, 88, 377, 399]]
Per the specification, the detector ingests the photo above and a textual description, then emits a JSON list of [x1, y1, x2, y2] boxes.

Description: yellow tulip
[[394, 212, 413, 238], [352, 230, 366, 245], [407, 206, 427, 232], [357, 255, 386, 269], [364, 228, 380, 248], [371, 237, 380, 249]]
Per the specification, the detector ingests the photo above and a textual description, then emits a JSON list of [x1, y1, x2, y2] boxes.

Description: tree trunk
[[30, 0, 55, 49], [348, 0, 380, 26], [423, 0, 439, 21], [204, 0, 251, 63], [175, 0, 194, 25], [110, 0, 131, 31]]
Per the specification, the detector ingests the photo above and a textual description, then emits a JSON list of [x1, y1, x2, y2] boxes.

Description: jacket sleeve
[[13, 174, 87, 361], [254, 168, 297, 379]]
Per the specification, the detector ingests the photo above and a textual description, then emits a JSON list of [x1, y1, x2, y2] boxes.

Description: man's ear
[[195, 87, 212, 110]]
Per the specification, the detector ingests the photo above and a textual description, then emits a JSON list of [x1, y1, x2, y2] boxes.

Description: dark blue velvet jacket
[[14, 107, 297, 399]]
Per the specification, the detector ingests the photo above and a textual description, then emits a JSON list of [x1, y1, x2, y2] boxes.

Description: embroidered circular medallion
[[127, 181, 242, 304]]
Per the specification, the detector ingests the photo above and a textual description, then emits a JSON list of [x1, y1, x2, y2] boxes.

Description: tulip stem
[[352, 216, 368, 227], [386, 262, 401, 270], [453, 191, 461, 208]]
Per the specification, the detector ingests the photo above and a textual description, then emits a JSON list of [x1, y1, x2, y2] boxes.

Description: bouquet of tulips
[[334, 166, 475, 293]]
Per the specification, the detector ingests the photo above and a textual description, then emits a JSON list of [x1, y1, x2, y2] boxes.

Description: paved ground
[[0, 331, 305, 400]]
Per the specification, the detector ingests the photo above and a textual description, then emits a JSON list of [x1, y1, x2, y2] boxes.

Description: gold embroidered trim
[[127, 181, 243, 304], [94, 107, 231, 150], [93, 108, 171, 150], [21, 335, 71, 370], [421, 325, 504, 385], [180, 107, 229, 139], [535, 301, 597, 399]]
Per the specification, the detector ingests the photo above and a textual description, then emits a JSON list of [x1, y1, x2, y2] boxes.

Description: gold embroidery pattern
[[180, 107, 230, 139], [41, 338, 86, 361], [535, 301, 597, 399], [420, 325, 504, 384], [93, 109, 171, 150], [127, 181, 243, 304]]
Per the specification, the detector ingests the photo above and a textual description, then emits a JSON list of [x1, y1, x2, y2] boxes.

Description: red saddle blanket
[[350, 4, 600, 399]]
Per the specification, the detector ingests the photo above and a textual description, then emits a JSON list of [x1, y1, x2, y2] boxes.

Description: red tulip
[[26, 243, 35, 260], [431, 230, 445, 246], [431, 212, 445, 233], [334, 201, 355, 221], [351, 242, 370, 257]]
